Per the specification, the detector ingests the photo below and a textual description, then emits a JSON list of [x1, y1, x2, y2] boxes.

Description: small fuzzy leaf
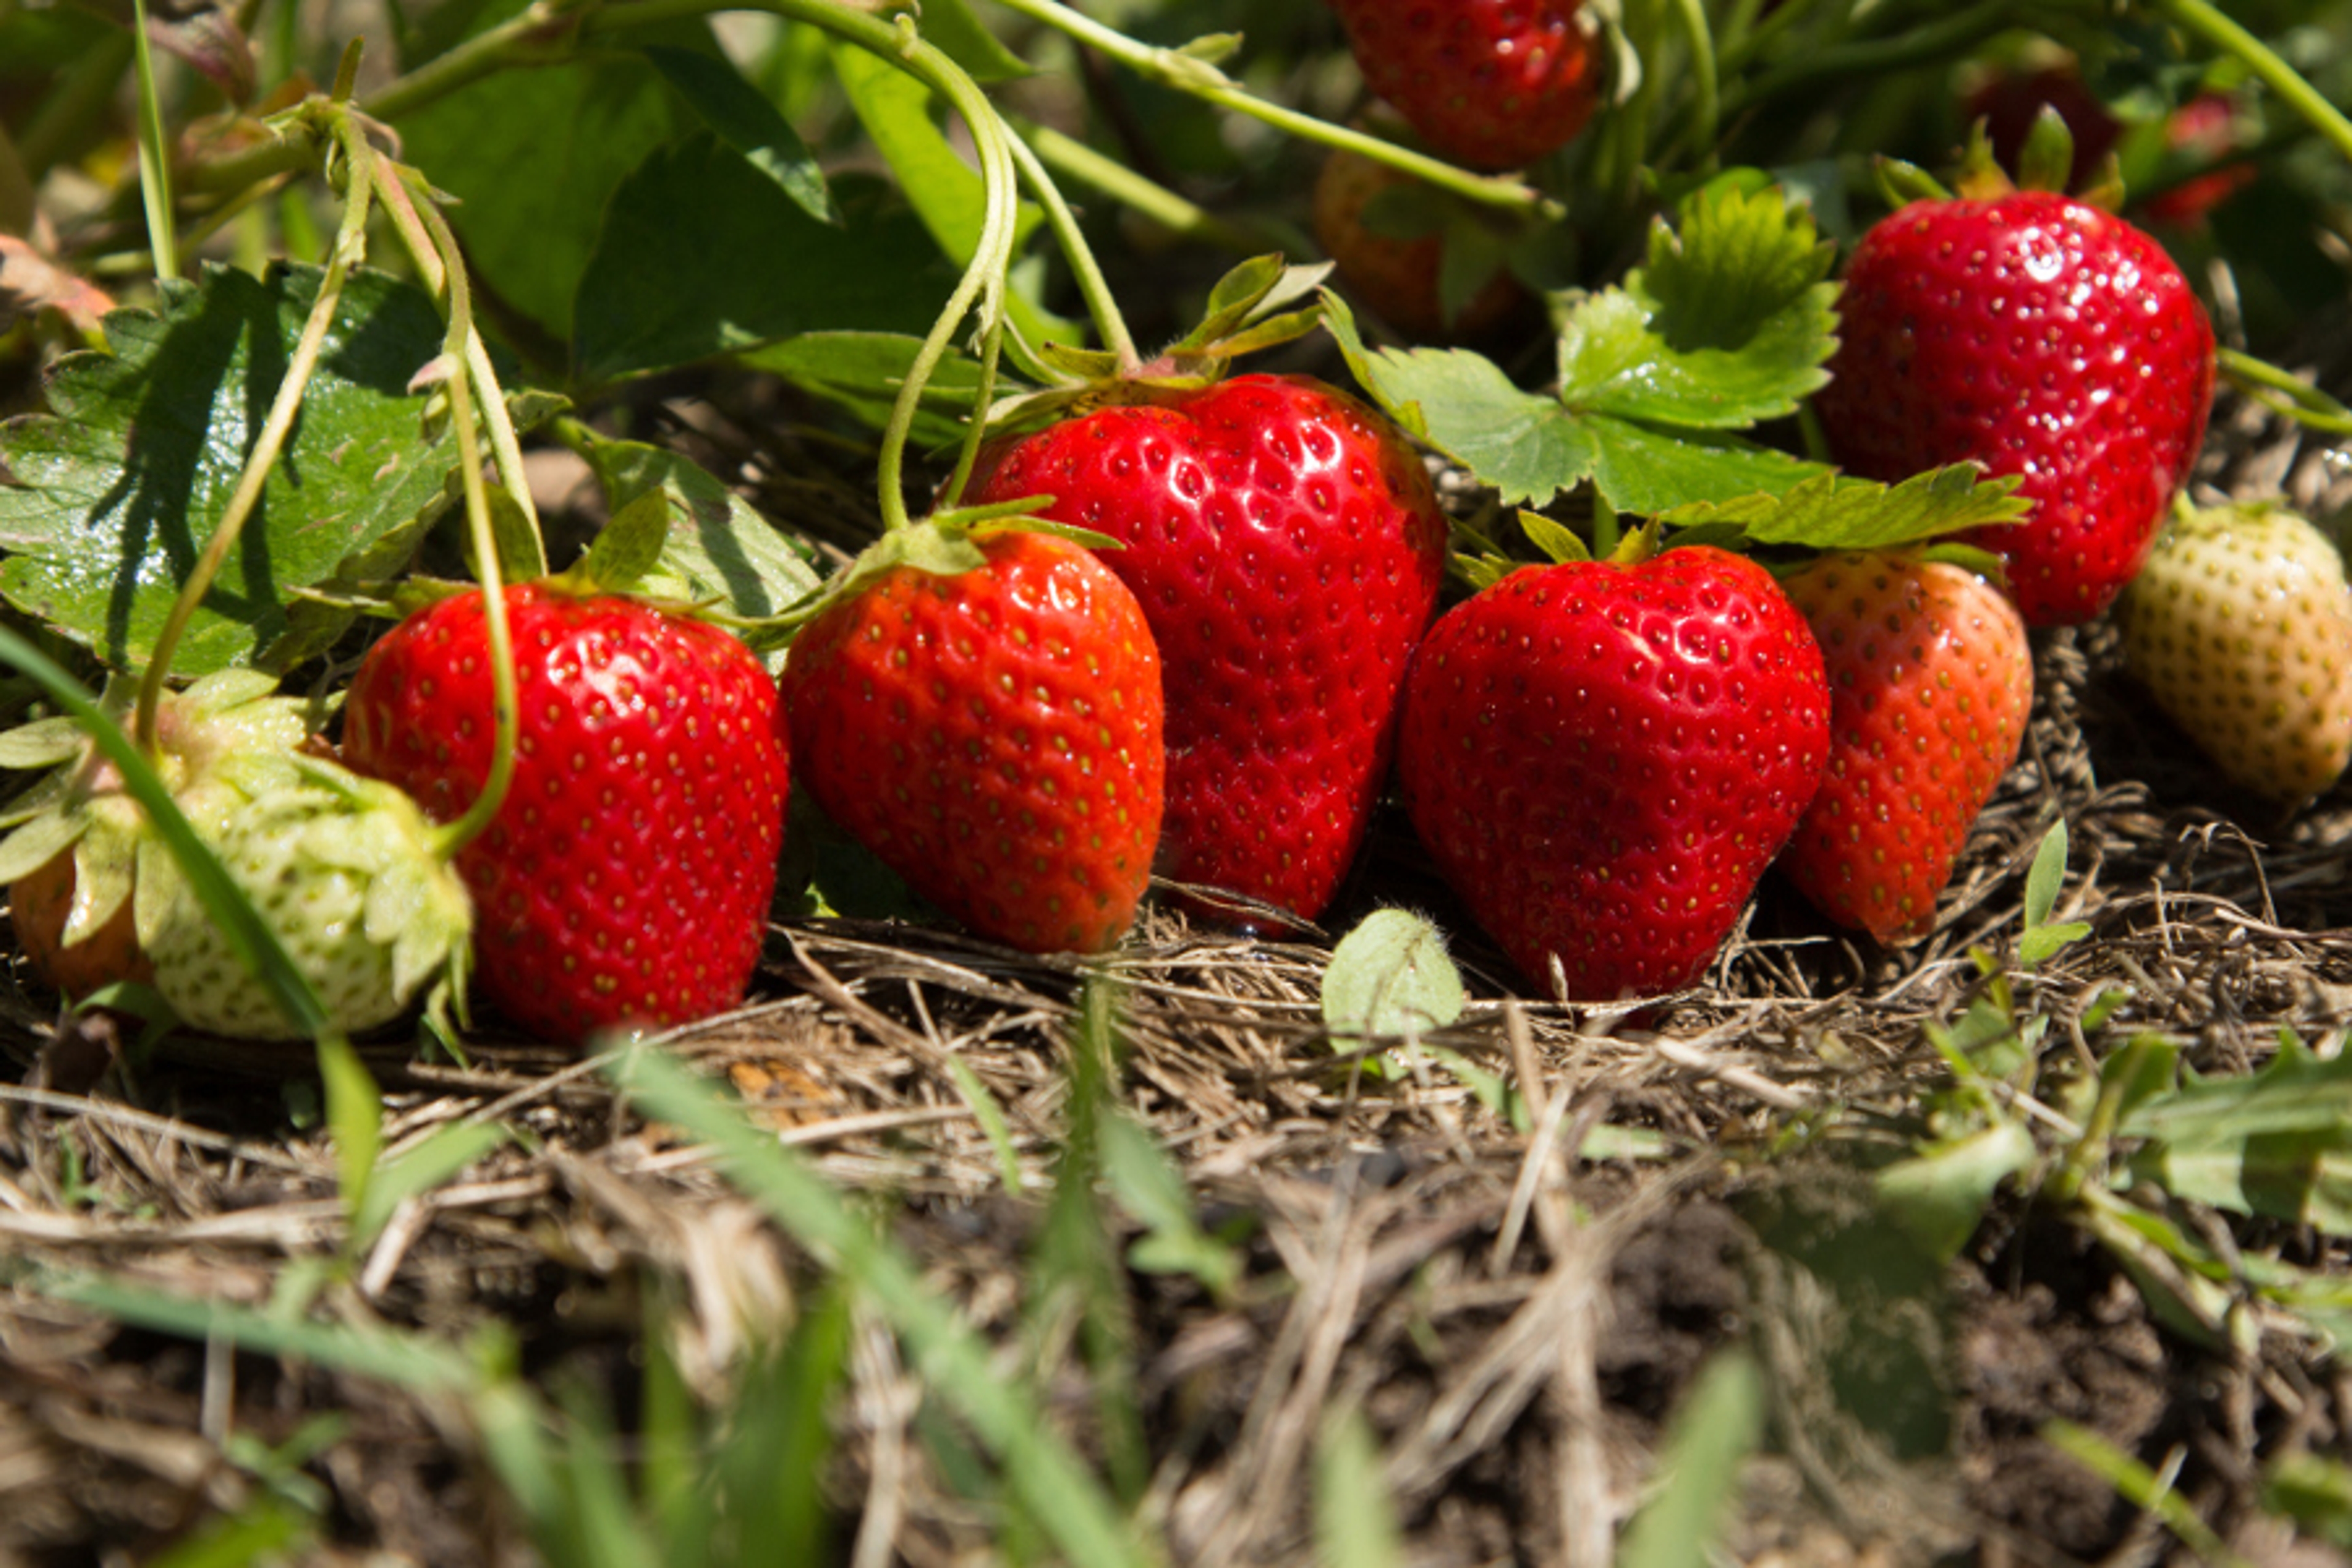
[[1659, 466, 2029, 549], [2023, 818, 2071, 932], [1324, 909, 1466, 1044], [577, 490, 672, 592], [642, 44, 837, 224]]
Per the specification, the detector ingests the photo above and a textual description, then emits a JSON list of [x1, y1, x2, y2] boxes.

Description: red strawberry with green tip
[[780, 526, 1164, 954], [966, 372, 1446, 927], [1328, 0, 1605, 171], [1815, 176, 2215, 628], [344, 582, 790, 1045], [1775, 551, 2034, 943], [1395, 542, 1829, 1000]]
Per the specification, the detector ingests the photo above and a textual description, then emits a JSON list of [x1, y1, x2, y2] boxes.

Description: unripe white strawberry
[[2114, 501, 2352, 803], [141, 756, 472, 1040]]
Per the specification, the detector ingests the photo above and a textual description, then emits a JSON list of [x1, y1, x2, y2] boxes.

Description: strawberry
[[964, 373, 1446, 925], [1395, 544, 1829, 1000], [142, 758, 473, 1041], [0, 670, 315, 1000], [1815, 189, 2215, 627], [780, 528, 1164, 954], [1312, 147, 1527, 343], [2114, 501, 2352, 804], [343, 583, 790, 1045], [1326, 0, 1604, 171], [1775, 551, 2034, 943], [2142, 92, 2256, 230]]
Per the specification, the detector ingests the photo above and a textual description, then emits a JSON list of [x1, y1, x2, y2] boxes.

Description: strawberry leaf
[[1556, 178, 1839, 431], [2124, 1038, 2352, 1236], [641, 44, 837, 224], [579, 436, 826, 643], [0, 263, 472, 677], [1657, 466, 2030, 550], [740, 331, 991, 448], [1323, 908, 1466, 1045]]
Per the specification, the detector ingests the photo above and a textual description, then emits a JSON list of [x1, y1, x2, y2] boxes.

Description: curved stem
[[2218, 345, 2352, 437], [1002, 127, 1138, 371], [132, 127, 376, 751], [407, 181, 524, 862], [1012, 116, 1301, 256], [2142, 0, 2352, 170], [983, 0, 1559, 217], [1708, 0, 2017, 138]]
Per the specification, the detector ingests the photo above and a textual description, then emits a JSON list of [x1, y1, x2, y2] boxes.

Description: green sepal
[[0, 716, 94, 772], [0, 806, 88, 885], [2016, 105, 2078, 195], [562, 489, 670, 595], [1517, 511, 1590, 565], [2075, 153, 2128, 214], [1953, 120, 2018, 202], [1034, 341, 1127, 383], [1875, 156, 1955, 211]]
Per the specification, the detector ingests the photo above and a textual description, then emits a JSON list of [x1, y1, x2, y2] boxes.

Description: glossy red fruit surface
[[1396, 546, 1830, 1000], [1776, 552, 2034, 943], [1815, 191, 2215, 627], [781, 531, 1164, 954], [344, 584, 790, 1045], [967, 374, 1447, 925], [1328, 0, 1603, 171]]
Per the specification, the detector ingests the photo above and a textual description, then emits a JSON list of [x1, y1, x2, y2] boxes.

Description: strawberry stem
[[404, 173, 525, 863], [2144, 0, 2352, 172], [1668, 0, 1721, 168], [1002, 128, 1140, 374], [2217, 347, 2352, 437], [131, 111, 377, 753]]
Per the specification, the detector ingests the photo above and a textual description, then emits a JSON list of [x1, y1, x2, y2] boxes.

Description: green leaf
[[1659, 466, 2030, 551], [1517, 511, 1590, 564], [573, 146, 958, 384], [2122, 1040, 2352, 1236], [1332, 341, 1596, 508], [1556, 179, 1839, 431], [828, 41, 1074, 351], [1323, 909, 1466, 1044], [2018, 818, 2090, 966], [1581, 418, 1825, 516], [1617, 1351, 1765, 1568], [641, 43, 836, 224], [0, 263, 461, 677], [1874, 1120, 2034, 1265], [575, 491, 671, 593], [739, 330, 989, 448], [392, 6, 702, 343], [578, 436, 824, 646]]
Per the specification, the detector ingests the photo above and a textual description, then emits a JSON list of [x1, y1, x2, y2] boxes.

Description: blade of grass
[[607, 1045, 1156, 1568], [2043, 1421, 2253, 1568], [127, 0, 180, 281], [1617, 1349, 1764, 1568], [1314, 1406, 1401, 1568]]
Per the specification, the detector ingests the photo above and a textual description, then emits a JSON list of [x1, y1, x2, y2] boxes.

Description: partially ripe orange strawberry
[[1776, 552, 2034, 943], [781, 529, 1165, 954], [2114, 502, 2352, 804]]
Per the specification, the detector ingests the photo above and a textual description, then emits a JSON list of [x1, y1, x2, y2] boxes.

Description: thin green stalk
[[984, 0, 1558, 216], [2143, 0, 2352, 171], [131, 147, 374, 749], [407, 180, 524, 862], [1708, 0, 2018, 136], [1002, 128, 1138, 371], [1014, 116, 1301, 256], [129, 0, 180, 281], [1668, 0, 1719, 167]]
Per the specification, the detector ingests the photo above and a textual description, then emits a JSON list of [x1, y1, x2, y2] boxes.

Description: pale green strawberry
[[140, 756, 472, 1041], [0, 670, 317, 997], [2114, 501, 2352, 803]]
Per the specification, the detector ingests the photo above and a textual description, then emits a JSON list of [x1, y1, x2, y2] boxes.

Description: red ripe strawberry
[[780, 530, 1164, 954], [343, 584, 790, 1045], [1774, 552, 2034, 943], [1395, 545, 1829, 1000], [1815, 191, 2215, 628], [1312, 148, 1528, 343], [965, 374, 1446, 925], [1327, 0, 1604, 172]]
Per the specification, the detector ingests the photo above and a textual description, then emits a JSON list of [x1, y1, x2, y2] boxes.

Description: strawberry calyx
[[986, 253, 1331, 434]]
